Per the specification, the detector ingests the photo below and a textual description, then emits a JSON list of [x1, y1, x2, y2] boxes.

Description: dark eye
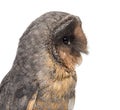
[[63, 36, 70, 45]]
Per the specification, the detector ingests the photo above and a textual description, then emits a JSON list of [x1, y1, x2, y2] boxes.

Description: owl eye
[[63, 36, 70, 45]]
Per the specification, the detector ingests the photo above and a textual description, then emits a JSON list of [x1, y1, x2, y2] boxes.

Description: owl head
[[17, 11, 88, 70]]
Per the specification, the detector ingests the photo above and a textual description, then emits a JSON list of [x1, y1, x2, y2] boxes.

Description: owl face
[[51, 13, 88, 68]]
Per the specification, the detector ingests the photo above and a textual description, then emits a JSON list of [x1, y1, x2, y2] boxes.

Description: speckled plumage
[[0, 11, 88, 110]]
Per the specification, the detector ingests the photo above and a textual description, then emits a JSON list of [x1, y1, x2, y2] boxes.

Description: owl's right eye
[[63, 36, 70, 45]]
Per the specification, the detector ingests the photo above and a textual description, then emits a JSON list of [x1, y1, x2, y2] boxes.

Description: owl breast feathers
[[0, 11, 88, 110]]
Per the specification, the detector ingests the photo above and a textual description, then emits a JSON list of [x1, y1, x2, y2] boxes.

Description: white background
[[0, 0, 120, 110]]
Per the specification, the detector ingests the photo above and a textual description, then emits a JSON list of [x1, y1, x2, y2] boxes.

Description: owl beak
[[81, 47, 89, 55]]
